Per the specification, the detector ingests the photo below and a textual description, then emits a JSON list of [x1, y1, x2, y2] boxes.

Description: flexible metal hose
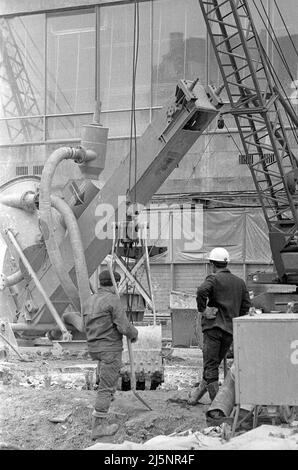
[[50, 194, 90, 309], [38, 147, 82, 311]]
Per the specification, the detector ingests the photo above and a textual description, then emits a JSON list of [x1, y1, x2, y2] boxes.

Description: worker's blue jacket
[[83, 286, 138, 353], [196, 268, 251, 335]]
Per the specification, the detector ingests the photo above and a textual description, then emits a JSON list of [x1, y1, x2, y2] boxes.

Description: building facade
[[0, 0, 297, 313]]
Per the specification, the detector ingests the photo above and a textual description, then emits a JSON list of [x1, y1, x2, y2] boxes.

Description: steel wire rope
[[128, 0, 140, 203], [249, 1, 298, 150], [184, 126, 217, 186], [125, 1, 140, 319], [273, 0, 298, 61], [251, 0, 298, 153], [250, 0, 298, 151], [257, 41, 298, 149], [254, 0, 298, 90], [133, 1, 140, 204], [255, 0, 298, 148]]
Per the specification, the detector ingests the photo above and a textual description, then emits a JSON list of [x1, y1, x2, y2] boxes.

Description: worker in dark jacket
[[188, 247, 251, 406], [83, 269, 138, 440]]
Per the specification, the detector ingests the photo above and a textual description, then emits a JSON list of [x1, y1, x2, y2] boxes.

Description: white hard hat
[[208, 247, 230, 263]]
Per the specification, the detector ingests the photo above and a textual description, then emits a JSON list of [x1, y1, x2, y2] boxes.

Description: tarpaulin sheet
[[143, 205, 272, 264], [245, 211, 272, 263], [174, 209, 244, 262]]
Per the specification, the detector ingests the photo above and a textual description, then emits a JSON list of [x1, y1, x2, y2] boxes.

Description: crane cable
[[128, 0, 140, 203], [185, 125, 218, 185], [250, 0, 298, 149], [254, 0, 298, 91], [273, 0, 298, 63], [258, 38, 298, 149], [125, 1, 140, 319], [257, 0, 298, 153], [251, 0, 298, 110]]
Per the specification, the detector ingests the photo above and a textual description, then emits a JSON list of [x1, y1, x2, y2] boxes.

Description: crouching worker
[[83, 269, 138, 440]]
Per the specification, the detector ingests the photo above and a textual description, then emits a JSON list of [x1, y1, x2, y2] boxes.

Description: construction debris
[[86, 424, 298, 450], [1, 350, 297, 450], [48, 411, 72, 424]]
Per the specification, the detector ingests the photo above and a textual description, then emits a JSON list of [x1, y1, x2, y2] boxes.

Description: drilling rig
[[0, 78, 222, 386]]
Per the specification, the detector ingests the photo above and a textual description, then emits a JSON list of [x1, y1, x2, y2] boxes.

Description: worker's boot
[[207, 381, 219, 402], [187, 379, 208, 405], [91, 411, 119, 440]]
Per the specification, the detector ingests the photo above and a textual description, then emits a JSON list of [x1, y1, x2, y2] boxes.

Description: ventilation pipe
[[38, 147, 83, 311], [0, 191, 36, 212], [38, 103, 108, 314], [50, 195, 90, 309]]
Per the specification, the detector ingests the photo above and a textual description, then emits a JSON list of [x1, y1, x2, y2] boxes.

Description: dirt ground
[[0, 348, 214, 450]]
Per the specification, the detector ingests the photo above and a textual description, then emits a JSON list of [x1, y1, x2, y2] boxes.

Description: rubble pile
[[0, 359, 97, 391]]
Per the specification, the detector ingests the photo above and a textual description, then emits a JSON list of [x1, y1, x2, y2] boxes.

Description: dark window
[[239, 154, 254, 165], [16, 165, 29, 176], [32, 165, 44, 175]]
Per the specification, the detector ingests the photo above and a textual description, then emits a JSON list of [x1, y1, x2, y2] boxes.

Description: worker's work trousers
[[90, 350, 122, 413], [202, 327, 233, 384]]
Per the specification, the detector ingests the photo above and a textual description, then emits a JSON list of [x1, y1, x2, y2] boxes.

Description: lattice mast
[[199, 0, 298, 283], [0, 18, 42, 142]]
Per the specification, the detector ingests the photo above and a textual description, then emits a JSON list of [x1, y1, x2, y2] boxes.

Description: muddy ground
[[0, 347, 219, 450]]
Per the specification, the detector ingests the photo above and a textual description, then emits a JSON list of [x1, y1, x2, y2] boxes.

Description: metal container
[[0, 176, 41, 252], [170, 290, 203, 348], [233, 313, 298, 406], [79, 123, 108, 179], [0, 176, 65, 277]]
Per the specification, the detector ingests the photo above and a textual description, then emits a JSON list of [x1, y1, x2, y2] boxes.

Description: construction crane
[[0, 18, 42, 143], [0, 17, 76, 146], [198, 0, 298, 432], [198, 0, 298, 312]]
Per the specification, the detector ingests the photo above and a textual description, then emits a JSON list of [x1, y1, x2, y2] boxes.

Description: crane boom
[[26, 79, 221, 324]]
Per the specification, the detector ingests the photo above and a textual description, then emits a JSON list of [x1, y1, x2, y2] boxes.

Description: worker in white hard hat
[[188, 247, 251, 406]]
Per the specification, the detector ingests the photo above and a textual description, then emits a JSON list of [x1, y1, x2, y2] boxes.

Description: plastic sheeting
[[144, 205, 272, 264]]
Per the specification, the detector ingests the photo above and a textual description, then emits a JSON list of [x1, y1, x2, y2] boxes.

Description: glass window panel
[[47, 10, 95, 114], [0, 15, 45, 119], [46, 113, 93, 140], [271, 0, 298, 97], [100, 110, 150, 138], [99, 2, 151, 111], [153, 0, 205, 107], [0, 117, 44, 144]]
